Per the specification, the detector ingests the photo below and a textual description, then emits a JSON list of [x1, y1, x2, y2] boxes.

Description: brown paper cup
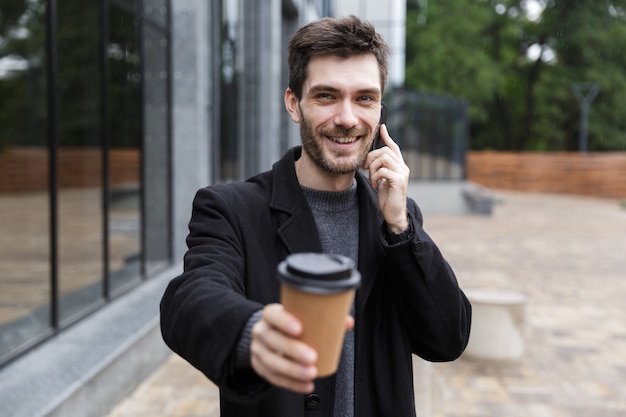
[[278, 253, 361, 377], [281, 284, 355, 377]]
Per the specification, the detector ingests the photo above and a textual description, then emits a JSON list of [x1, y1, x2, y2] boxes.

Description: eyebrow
[[307, 84, 381, 97]]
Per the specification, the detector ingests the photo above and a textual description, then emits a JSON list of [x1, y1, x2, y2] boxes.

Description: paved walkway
[[105, 190, 626, 417]]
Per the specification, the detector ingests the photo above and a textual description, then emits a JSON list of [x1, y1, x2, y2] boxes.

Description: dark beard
[[299, 108, 372, 175]]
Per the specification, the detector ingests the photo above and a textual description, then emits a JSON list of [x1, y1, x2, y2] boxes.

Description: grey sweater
[[301, 180, 359, 417]]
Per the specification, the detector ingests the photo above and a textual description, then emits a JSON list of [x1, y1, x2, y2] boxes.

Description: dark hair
[[287, 15, 391, 100]]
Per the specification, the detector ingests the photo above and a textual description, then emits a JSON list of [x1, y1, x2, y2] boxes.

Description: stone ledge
[[0, 264, 181, 417]]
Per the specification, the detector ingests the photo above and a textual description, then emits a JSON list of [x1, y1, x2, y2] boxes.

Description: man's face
[[288, 54, 383, 175]]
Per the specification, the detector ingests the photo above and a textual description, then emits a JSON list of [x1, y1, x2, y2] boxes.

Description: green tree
[[0, 0, 142, 151], [405, 0, 626, 151], [0, 0, 47, 151], [536, 0, 626, 150]]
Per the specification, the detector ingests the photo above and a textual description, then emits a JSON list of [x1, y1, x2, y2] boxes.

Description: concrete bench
[[462, 183, 500, 215], [462, 288, 527, 363]]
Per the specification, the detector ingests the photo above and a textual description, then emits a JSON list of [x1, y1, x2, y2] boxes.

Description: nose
[[333, 101, 358, 128]]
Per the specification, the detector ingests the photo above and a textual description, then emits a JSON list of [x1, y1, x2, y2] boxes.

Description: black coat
[[160, 147, 471, 417]]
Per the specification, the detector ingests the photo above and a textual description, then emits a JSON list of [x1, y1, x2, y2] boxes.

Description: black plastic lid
[[278, 253, 361, 294]]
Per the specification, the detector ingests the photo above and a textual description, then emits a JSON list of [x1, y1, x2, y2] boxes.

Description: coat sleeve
[[382, 199, 472, 362], [159, 186, 271, 403]]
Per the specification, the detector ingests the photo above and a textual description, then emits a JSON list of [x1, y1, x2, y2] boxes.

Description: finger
[[368, 153, 401, 174], [369, 139, 407, 170], [345, 315, 355, 331], [251, 319, 318, 393], [252, 315, 317, 365], [368, 155, 407, 187], [251, 341, 317, 393], [379, 125, 401, 155], [262, 303, 302, 337], [366, 126, 410, 194]]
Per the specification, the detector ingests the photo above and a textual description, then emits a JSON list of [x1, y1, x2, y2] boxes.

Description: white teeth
[[330, 137, 357, 144]]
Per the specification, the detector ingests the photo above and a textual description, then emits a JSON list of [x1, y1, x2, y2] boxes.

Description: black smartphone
[[370, 102, 388, 151]]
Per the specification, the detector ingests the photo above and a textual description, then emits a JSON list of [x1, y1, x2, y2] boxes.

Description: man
[[160, 15, 471, 417]]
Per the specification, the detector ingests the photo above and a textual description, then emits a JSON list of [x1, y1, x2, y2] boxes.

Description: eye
[[316, 93, 334, 100]]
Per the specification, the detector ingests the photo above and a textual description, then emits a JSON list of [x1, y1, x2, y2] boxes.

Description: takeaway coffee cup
[[278, 252, 361, 377]]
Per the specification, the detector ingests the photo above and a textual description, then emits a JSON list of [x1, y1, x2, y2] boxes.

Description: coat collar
[[270, 147, 323, 255], [269, 147, 306, 214]]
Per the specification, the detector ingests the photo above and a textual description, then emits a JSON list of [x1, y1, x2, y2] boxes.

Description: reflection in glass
[[143, 0, 168, 26], [0, 0, 51, 361], [219, 1, 240, 181], [143, 22, 170, 274], [108, 4, 142, 293], [56, 1, 104, 322]]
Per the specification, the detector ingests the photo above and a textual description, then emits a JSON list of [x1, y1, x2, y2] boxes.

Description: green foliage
[[0, 0, 141, 151], [405, 0, 626, 151], [0, 0, 47, 151]]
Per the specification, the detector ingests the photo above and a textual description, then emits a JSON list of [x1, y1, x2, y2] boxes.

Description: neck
[[295, 153, 356, 192]]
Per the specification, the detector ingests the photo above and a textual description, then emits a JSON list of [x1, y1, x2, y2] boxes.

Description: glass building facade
[[0, 0, 172, 366], [0, 0, 329, 373], [0, 2, 379, 415]]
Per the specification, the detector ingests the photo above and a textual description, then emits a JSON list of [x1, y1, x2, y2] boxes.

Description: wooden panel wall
[[467, 151, 626, 199], [0, 147, 139, 193]]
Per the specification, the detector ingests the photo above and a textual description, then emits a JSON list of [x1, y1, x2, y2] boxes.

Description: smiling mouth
[[328, 135, 363, 144]]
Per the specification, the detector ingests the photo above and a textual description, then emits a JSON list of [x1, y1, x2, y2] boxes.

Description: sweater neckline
[[300, 179, 358, 212]]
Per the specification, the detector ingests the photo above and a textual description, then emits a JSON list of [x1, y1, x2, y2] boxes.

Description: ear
[[284, 88, 301, 123]]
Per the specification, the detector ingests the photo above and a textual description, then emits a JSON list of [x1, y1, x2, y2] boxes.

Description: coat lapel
[[269, 147, 323, 255]]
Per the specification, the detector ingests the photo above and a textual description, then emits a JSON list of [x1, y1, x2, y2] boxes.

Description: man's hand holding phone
[[364, 107, 410, 233]]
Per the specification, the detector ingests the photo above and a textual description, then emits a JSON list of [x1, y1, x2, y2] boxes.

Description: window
[[0, 0, 51, 363], [0, 0, 171, 366]]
